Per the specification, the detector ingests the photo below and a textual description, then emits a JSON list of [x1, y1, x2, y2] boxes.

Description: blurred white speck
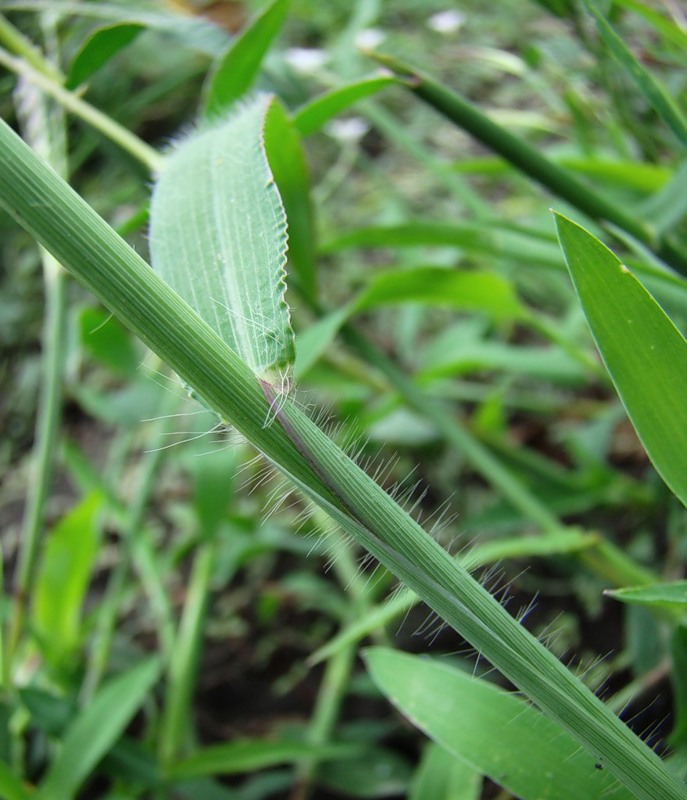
[[283, 47, 328, 74], [428, 10, 466, 34], [325, 117, 370, 143], [355, 27, 386, 50]]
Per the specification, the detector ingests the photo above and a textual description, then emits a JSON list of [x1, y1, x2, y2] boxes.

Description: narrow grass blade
[[37, 657, 160, 799], [556, 213, 687, 509], [202, 0, 289, 119], [32, 492, 101, 666], [584, 1, 687, 149], [66, 23, 143, 89], [166, 740, 360, 780], [410, 742, 481, 800], [150, 94, 294, 381], [263, 98, 317, 302], [615, 0, 687, 49], [606, 581, 687, 609], [293, 74, 400, 137], [365, 648, 635, 800], [353, 268, 525, 320]]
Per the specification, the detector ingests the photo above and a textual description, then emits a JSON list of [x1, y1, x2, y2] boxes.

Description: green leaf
[[318, 745, 412, 798], [150, 94, 294, 381], [166, 739, 360, 780], [410, 742, 481, 800], [202, 0, 289, 119], [38, 658, 161, 799], [32, 493, 102, 665], [322, 221, 563, 270], [0, 760, 30, 800], [66, 23, 144, 89], [555, 213, 687, 508], [584, 1, 687, 148], [606, 580, 687, 608], [354, 268, 526, 321], [365, 648, 635, 800], [293, 269, 523, 378], [263, 98, 317, 301], [293, 74, 399, 137]]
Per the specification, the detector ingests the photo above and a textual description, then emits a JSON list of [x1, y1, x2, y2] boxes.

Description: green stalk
[[6, 258, 67, 677], [159, 541, 215, 764], [369, 52, 687, 276], [82, 406, 177, 702], [5, 67, 69, 678], [0, 12, 61, 79], [295, 516, 377, 799], [0, 120, 684, 800], [0, 44, 163, 173]]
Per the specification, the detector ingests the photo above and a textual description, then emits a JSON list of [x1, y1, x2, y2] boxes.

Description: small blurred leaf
[[38, 658, 161, 800], [77, 306, 139, 377], [670, 627, 687, 747], [293, 75, 399, 137], [556, 213, 687, 508], [20, 687, 74, 736], [584, 1, 687, 148], [150, 94, 294, 381], [410, 742, 481, 800], [264, 99, 317, 301], [606, 580, 687, 608], [615, 0, 687, 49], [354, 268, 526, 321], [365, 648, 634, 800], [0, 760, 30, 800], [202, 0, 289, 119], [167, 739, 360, 780], [319, 745, 413, 798], [66, 23, 144, 89], [33, 493, 102, 665], [191, 447, 237, 540]]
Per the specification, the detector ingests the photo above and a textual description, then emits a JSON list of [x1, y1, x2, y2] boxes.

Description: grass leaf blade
[[556, 213, 687, 508]]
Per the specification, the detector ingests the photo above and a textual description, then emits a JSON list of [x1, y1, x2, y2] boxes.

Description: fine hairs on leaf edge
[[150, 91, 294, 384]]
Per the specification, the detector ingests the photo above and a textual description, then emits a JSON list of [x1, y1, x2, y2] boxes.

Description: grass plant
[[0, 1, 686, 798]]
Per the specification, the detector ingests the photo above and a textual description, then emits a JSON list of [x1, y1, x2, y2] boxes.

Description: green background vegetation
[[1, 0, 687, 798]]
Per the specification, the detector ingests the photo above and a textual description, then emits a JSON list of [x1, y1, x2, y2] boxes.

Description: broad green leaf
[[202, 0, 289, 119], [38, 658, 160, 799], [365, 648, 635, 800], [293, 74, 399, 137], [0, 760, 30, 800], [555, 213, 687, 508], [150, 94, 294, 381], [584, 1, 687, 148], [606, 580, 687, 608], [166, 739, 360, 780], [66, 23, 143, 89], [410, 742, 481, 800], [263, 99, 317, 301], [32, 493, 101, 665]]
